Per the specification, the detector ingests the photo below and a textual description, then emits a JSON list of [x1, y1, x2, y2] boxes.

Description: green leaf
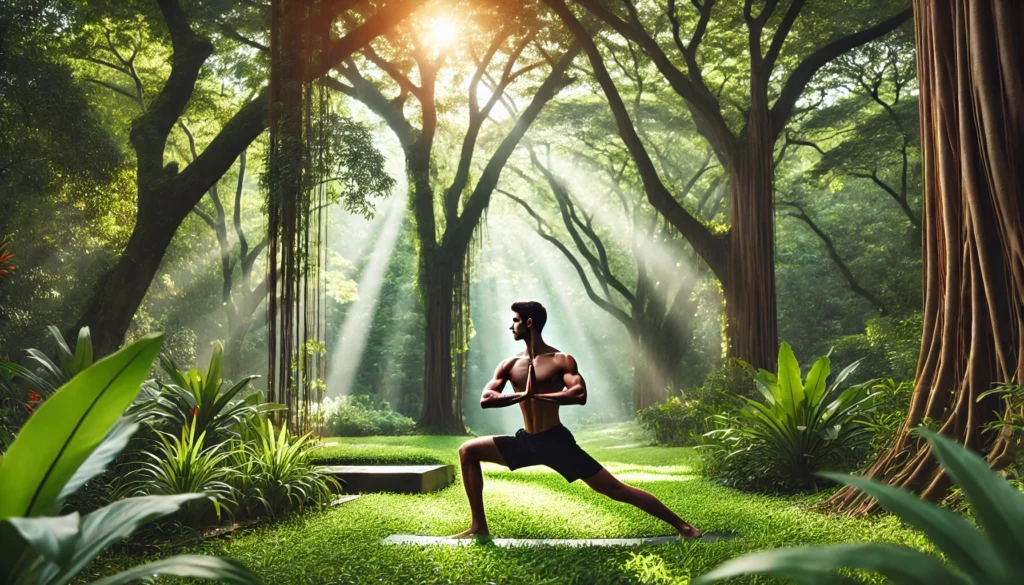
[[51, 494, 205, 584], [89, 554, 263, 585], [776, 342, 805, 413], [0, 333, 163, 519], [56, 417, 138, 507], [817, 471, 1004, 583], [803, 356, 831, 407], [4, 513, 79, 568], [917, 428, 1024, 577], [71, 328, 94, 377], [692, 543, 967, 585]]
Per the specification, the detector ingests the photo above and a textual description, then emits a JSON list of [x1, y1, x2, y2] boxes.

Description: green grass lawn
[[87, 423, 929, 584]]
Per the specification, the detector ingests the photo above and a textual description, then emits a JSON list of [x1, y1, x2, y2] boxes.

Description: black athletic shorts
[[493, 423, 603, 483]]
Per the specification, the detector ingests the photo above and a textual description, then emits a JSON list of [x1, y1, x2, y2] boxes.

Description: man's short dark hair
[[511, 300, 547, 332]]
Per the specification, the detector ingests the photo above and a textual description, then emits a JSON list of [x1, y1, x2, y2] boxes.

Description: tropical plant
[[978, 381, 1024, 438], [11, 326, 96, 397], [126, 419, 236, 529], [695, 428, 1024, 585], [0, 240, 15, 280], [702, 342, 881, 492], [0, 333, 261, 585], [246, 418, 339, 519], [224, 439, 268, 521], [140, 342, 277, 445]]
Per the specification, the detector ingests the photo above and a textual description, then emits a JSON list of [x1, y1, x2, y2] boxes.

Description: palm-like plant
[[696, 428, 1024, 585], [247, 418, 339, 519], [703, 342, 880, 491], [128, 419, 236, 529], [0, 333, 261, 585], [141, 342, 278, 445]]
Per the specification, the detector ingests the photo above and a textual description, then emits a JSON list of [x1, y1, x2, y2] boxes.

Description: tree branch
[[778, 200, 889, 315], [501, 189, 634, 329], [769, 6, 912, 138], [542, 0, 728, 282]]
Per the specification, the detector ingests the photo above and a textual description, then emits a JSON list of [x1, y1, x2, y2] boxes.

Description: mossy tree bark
[[826, 0, 1024, 514]]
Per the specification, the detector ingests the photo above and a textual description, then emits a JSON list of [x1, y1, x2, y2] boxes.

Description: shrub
[[1, 326, 94, 450], [322, 394, 416, 437], [243, 418, 340, 519], [695, 429, 1024, 585], [0, 333, 261, 585], [701, 342, 880, 492], [134, 342, 280, 446], [127, 419, 235, 529], [637, 361, 754, 446]]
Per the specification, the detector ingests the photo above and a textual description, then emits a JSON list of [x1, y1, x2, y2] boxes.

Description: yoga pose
[[452, 300, 701, 539]]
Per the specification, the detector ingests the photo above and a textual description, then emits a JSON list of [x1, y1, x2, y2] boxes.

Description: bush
[[0, 333, 261, 585], [322, 394, 416, 437], [637, 361, 754, 446], [701, 342, 880, 493]]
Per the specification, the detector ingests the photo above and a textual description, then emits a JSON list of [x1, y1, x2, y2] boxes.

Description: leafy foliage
[[126, 419, 235, 529], [0, 333, 261, 585], [701, 342, 880, 492], [0, 241, 14, 280], [242, 418, 340, 519], [695, 429, 1024, 585], [322, 394, 416, 437], [637, 362, 753, 446], [135, 342, 278, 445]]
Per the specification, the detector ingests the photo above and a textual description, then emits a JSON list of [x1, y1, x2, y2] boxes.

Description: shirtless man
[[452, 300, 701, 539]]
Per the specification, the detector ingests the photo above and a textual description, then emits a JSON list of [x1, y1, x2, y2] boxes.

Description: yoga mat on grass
[[382, 533, 738, 547]]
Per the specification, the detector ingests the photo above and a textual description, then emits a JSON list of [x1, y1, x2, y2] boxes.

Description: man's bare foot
[[449, 527, 489, 538], [678, 524, 702, 539]]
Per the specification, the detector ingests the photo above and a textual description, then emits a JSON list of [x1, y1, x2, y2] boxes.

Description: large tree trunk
[[75, 199, 183, 355], [827, 0, 1023, 514], [418, 250, 464, 434], [724, 101, 779, 371]]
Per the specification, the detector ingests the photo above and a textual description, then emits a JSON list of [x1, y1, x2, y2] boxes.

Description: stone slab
[[324, 465, 455, 494], [330, 495, 361, 506], [382, 532, 738, 547]]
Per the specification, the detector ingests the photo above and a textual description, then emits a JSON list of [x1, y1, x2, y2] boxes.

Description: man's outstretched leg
[[450, 437, 507, 538], [583, 469, 702, 538]]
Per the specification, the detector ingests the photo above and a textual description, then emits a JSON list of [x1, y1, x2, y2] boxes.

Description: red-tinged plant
[[0, 240, 15, 279]]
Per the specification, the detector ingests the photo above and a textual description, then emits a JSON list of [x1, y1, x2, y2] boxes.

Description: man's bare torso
[[505, 350, 568, 433]]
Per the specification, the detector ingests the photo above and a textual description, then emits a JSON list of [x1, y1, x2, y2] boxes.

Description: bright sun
[[426, 17, 457, 49]]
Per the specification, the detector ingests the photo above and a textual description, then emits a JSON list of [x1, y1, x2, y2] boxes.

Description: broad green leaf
[[89, 554, 263, 585], [4, 513, 79, 567], [0, 333, 163, 519], [692, 543, 967, 585], [818, 471, 1004, 583], [71, 328, 94, 377], [47, 326, 74, 376], [918, 428, 1024, 576], [776, 342, 805, 413], [51, 494, 205, 584], [803, 356, 830, 407], [56, 418, 139, 508]]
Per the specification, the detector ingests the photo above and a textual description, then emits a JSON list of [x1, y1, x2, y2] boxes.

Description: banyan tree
[[827, 0, 1024, 513]]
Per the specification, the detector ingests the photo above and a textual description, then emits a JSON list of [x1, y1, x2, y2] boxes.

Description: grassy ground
[[87, 423, 929, 584]]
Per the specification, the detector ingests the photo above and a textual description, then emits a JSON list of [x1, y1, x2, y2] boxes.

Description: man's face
[[510, 312, 531, 341]]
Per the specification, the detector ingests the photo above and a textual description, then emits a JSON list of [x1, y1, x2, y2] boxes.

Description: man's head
[[510, 300, 547, 341]]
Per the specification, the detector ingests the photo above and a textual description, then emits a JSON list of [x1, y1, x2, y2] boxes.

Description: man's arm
[[480, 359, 530, 409], [531, 354, 587, 406]]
